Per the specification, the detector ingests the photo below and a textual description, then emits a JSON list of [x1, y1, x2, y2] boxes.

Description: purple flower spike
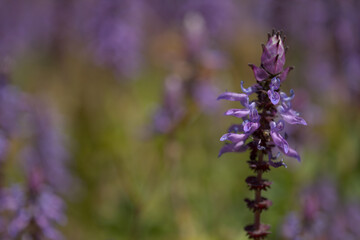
[[217, 32, 306, 238], [224, 108, 250, 118], [248, 64, 269, 82], [217, 92, 249, 106]]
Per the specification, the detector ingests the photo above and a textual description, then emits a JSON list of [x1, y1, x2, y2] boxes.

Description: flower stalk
[[218, 30, 307, 239]]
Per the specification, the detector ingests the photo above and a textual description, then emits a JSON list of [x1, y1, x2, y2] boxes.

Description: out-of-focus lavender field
[[0, 0, 359, 239]]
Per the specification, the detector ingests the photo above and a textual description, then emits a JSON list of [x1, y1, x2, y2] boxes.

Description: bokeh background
[[0, 0, 360, 239]]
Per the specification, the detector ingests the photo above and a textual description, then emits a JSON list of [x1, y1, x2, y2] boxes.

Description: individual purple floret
[[218, 31, 306, 239]]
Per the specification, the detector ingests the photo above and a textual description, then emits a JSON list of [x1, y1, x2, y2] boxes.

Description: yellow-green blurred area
[[3, 1, 360, 239]]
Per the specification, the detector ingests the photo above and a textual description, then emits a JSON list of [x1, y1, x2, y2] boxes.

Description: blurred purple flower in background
[[151, 10, 225, 135], [75, 0, 144, 78], [0, 73, 71, 239], [148, 0, 236, 39], [4, 182, 66, 240], [0, 103, 71, 239], [152, 75, 186, 134], [0, 0, 55, 63], [0, 74, 25, 162], [23, 103, 73, 193], [280, 178, 360, 240]]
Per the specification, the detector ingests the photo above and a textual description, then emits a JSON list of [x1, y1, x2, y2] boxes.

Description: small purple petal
[[268, 154, 287, 168], [240, 81, 257, 95], [224, 108, 250, 118], [218, 141, 247, 157], [261, 43, 272, 64], [220, 133, 249, 143], [262, 55, 284, 75], [270, 131, 289, 153], [217, 92, 248, 106], [280, 89, 295, 102], [248, 102, 260, 122], [267, 89, 280, 105], [278, 145, 301, 162], [248, 64, 269, 82], [270, 121, 277, 130], [243, 120, 260, 133], [270, 120, 285, 132], [278, 107, 307, 125], [270, 77, 281, 90], [278, 101, 292, 112]]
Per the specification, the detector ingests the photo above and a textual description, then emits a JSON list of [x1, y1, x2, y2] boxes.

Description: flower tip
[[284, 145, 289, 154], [216, 94, 224, 101], [220, 134, 228, 141], [248, 63, 256, 71], [301, 119, 308, 126]]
